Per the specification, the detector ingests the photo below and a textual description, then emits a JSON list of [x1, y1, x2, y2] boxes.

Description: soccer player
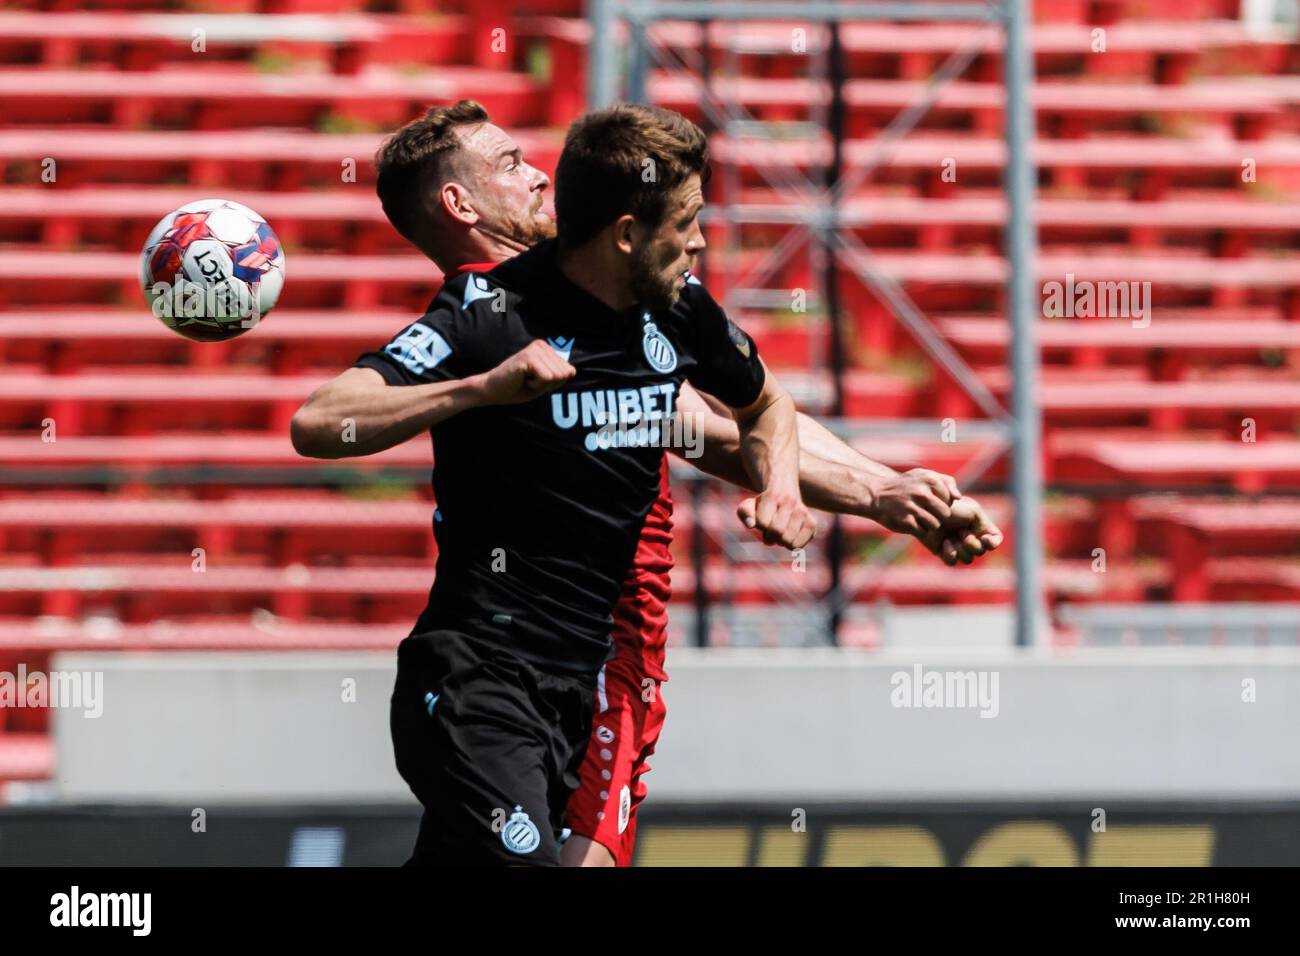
[[293, 102, 815, 866], [291, 101, 1002, 866]]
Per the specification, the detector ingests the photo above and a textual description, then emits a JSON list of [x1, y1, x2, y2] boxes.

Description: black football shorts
[[390, 628, 596, 866]]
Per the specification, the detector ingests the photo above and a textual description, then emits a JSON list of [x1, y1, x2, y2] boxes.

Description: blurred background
[[0, 0, 1299, 866]]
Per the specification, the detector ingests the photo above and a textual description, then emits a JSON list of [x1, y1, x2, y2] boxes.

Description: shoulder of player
[[429, 269, 528, 330], [658, 271, 726, 338], [670, 271, 723, 317], [661, 273, 759, 366]]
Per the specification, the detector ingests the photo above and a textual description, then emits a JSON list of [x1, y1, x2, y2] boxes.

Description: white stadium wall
[[47, 646, 1300, 804]]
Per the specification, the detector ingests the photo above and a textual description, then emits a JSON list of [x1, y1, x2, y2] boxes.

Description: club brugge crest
[[501, 805, 540, 855], [641, 316, 677, 373]]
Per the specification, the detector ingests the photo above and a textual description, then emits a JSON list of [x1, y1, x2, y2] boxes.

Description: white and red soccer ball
[[140, 198, 285, 342]]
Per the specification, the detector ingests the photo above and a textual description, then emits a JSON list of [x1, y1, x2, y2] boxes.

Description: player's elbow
[[735, 379, 791, 428], [289, 406, 336, 460]]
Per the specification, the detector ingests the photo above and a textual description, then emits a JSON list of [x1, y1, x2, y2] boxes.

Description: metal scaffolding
[[586, 0, 1044, 647]]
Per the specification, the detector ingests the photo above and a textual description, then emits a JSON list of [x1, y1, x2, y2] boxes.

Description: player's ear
[[613, 214, 639, 256], [438, 181, 478, 227]]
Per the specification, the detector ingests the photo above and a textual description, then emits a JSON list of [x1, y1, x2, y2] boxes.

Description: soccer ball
[[140, 198, 286, 342]]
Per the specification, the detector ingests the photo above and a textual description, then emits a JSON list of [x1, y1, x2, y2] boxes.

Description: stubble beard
[[630, 243, 680, 313]]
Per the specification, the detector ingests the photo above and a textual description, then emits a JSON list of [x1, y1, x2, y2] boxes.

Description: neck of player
[[557, 242, 636, 314], [434, 224, 529, 274]]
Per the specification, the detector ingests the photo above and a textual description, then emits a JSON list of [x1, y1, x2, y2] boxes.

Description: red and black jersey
[[354, 239, 763, 676], [611, 456, 674, 682]]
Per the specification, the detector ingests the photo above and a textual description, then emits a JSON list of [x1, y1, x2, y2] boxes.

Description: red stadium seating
[[2, 0, 1300, 789], [0, 128, 563, 191], [1133, 498, 1300, 600], [524, 17, 1295, 93], [651, 76, 1289, 139], [0, 734, 53, 786], [1052, 435, 1300, 492], [0, 11, 473, 72], [0, 616, 406, 651], [0, 66, 548, 130], [709, 135, 1300, 196], [719, 193, 1300, 257]]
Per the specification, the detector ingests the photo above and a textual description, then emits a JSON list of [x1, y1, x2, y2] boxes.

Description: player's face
[[456, 122, 556, 247], [629, 173, 706, 312]]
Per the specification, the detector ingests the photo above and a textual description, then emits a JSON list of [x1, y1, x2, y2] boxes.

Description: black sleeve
[[353, 273, 505, 386], [678, 275, 767, 409]]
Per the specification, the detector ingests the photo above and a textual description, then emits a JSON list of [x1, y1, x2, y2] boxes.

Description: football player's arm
[[676, 384, 999, 564], [677, 382, 880, 514], [291, 366, 485, 459], [725, 362, 817, 550], [290, 341, 574, 460], [776, 413, 1000, 564], [679, 384, 958, 533]]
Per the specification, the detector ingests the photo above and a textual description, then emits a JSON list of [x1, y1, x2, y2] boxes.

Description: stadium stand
[[1, 0, 1298, 789]]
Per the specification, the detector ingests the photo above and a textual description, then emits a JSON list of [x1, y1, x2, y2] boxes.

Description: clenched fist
[[476, 339, 576, 405], [920, 496, 1004, 566], [737, 489, 818, 551], [870, 467, 960, 537]]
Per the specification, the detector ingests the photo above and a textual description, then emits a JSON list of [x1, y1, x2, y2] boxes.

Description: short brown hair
[[555, 104, 710, 247], [374, 99, 490, 243]]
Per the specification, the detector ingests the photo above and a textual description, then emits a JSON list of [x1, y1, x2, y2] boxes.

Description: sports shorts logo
[[501, 805, 541, 855], [641, 319, 677, 374]]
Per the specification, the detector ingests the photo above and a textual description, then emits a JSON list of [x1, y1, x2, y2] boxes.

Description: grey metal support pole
[[824, 20, 846, 644], [690, 476, 711, 646], [586, 0, 618, 108], [627, 12, 650, 104], [1002, 0, 1044, 647]]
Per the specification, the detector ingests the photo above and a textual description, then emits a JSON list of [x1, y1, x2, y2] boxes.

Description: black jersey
[[354, 239, 765, 675]]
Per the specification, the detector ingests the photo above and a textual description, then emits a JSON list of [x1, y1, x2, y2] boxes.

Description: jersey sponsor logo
[[641, 319, 678, 374], [550, 382, 678, 452], [384, 322, 452, 374], [618, 785, 632, 834], [501, 805, 541, 855], [462, 273, 496, 309], [547, 335, 575, 361], [726, 319, 752, 359]]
